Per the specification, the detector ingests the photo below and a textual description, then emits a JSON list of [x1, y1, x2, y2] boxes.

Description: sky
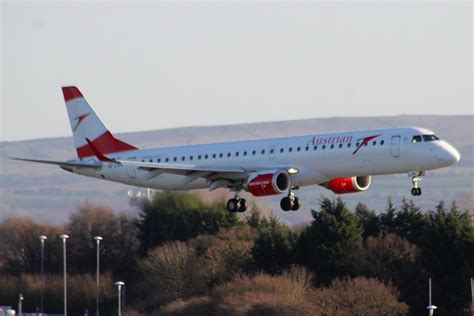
[[1, 1, 472, 141]]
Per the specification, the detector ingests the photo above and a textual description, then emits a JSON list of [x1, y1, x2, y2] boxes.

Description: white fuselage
[[69, 126, 460, 193]]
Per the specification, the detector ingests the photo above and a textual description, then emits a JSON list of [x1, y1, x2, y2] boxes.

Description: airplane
[[14, 86, 461, 213]]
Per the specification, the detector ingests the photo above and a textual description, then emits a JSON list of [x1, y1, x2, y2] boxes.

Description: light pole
[[18, 294, 23, 316], [60, 234, 69, 316], [94, 236, 103, 316], [115, 281, 124, 316], [39, 235, 47, 315]]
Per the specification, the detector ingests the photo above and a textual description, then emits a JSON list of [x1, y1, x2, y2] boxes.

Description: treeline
[[0, 193, 472, 315]]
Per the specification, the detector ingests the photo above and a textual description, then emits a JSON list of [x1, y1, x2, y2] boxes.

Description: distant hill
[[1, 115, 472, 225]]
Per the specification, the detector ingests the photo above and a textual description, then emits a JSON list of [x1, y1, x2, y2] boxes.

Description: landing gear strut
[[280, 188, 301, 211], [227, 193, 248, 213], [409, 171, 424, 196]]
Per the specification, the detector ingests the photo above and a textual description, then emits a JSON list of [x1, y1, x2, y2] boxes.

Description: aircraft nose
[[439, 143, 461, 165]]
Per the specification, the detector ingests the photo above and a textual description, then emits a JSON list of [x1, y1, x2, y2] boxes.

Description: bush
[[136, 241, 211, 308], [212, 266, 316, 315], [137, 192, 240, 254], [312, 277, 409, 316]]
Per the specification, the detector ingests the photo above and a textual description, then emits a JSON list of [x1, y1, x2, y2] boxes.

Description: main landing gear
[[227, 194, 248, 213], [409, 171, 424, 196], [280, 188, 301, 211]]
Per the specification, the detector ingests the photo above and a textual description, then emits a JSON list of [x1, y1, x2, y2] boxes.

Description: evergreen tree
[[355, 202, 379, 238], [392, 198, 427, 244], [379, 196, 397, 236], [137, 192, 240, 255], [251, 215, 295, 274], [421, 201, 474, 314], [296, 197, 363, 283]]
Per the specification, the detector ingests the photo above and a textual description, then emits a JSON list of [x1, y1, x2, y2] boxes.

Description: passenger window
[[330, 144, 334, 149], [212, 154, 216, 159], [252, 150, 256, 155], [270, 149, 274, 154], [372, 141, 376, 146], [173, 157, 177, 162], [158, 158, 161, 163], [322, 145, 326, 150], [181, 156, 185, 161], [412, 135, 422, 143], [347, 143, 351, 148], [198, 155, 202, 160], [280, 148, 284, 153], [314, 146, 317, 150], [190, 156, 193, 161], [219, 153, 223, 158], [227, 153, 231, 157], [297, 147, 301, 152], [165, 158, 169, 162], [356, 142, 360, 147], [289, 147, 293, 152], [339, 144, 343, 148], [235, 152, 239, 157], [305, 146, 309, 151], [381, 140, 384, 145], [243, 151, 247, 156], [261, 150, 265, 154], [205, 154, 208, 159]]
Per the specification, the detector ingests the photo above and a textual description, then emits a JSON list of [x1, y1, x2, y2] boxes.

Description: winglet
[[86, 138, 115, 162]]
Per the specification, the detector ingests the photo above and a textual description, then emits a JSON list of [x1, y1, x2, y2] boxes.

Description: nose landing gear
[[409, 171, 424, 196], [280, 187, 301, 211], [227, 193, 248, 213]]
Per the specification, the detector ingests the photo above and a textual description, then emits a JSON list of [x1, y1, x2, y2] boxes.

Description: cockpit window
[[423, 134, 439, 142], [412, 135, 422, 143]]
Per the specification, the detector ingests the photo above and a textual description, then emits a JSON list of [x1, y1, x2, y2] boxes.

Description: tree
[[137, 192, 240, 254], [296, 197, 363, 283], [190, 225, 255, 284], [312, 277, 409, 315], [420, 201, 474, 314], [251, 215, 295, 274], [358, 234, 425, 314], [379, 196, 397, 236], [355, 202, 379, 238], [67, 204, 139, 277], [0, 217, 63, 274], [392, 198, 427, 244], [135, 241, 211, 309]]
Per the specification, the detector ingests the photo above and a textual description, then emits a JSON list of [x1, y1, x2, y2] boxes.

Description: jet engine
[[321, 176, 371, 194], [245, 170, 290, 196]]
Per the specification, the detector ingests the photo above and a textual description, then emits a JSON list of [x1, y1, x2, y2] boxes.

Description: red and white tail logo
[[62, 86, 137, 159]]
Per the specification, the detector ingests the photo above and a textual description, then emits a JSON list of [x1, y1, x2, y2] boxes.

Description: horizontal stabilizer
[[12, 158, 101, 169]]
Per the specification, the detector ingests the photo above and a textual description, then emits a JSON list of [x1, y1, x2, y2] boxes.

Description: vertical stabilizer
[[62, 86, 137, 158]]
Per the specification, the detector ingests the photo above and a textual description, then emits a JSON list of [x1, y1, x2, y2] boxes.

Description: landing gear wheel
[[227, 198, 240, 213], [280, 197, 292, 211], [238, 199, 248, 213], [291, 197, 301, 211], [409, 171, 424, 197]]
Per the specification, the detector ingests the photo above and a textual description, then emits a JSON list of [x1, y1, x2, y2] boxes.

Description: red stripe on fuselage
[[62, 86, 83, 102], [76, 131, 137, 158]]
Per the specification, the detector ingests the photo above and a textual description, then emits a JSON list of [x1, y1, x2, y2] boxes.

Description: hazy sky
[[1, 1, 472, 141]]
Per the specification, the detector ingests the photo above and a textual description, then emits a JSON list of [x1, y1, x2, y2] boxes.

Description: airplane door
[[390, 136, 400, 158], [269, 146, 275, 160], [127, 157, 137, 178]]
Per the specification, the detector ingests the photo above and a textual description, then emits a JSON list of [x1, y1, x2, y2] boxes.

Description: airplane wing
[[116, 159, 250, 190], [12, 157, 101, 169]]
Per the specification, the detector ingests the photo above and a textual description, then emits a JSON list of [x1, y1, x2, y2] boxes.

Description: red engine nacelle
[[322, 176, 371, 194], [246, 170, 290, 196]]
